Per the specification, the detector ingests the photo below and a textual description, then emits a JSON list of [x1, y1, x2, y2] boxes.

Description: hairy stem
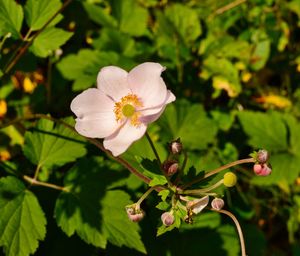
[[181, 179, 224, 195], [136, 186, 157, 207]]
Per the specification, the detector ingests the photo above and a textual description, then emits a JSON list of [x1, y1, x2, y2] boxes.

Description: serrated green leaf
[[149, 176, 167, 187], [0, 0, 23, 38], [110, 0, 148, 36], [57, 49, 119, 90], [24, 0, 62, 31], [238, 111, 288, 151], [23, 118, 86, 169], [0, 176, 47, 256], [101, 190, 146, 253], [158, 189, 170, 201], [156, 201, 170, 211], [31, 27, 73, 57], [82, 2, 117, 27], [159, 100, 218, 150], [55, 158, 145, 253]]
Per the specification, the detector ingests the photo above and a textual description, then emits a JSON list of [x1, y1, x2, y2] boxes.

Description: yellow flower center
[[114, 94, 143, 126]]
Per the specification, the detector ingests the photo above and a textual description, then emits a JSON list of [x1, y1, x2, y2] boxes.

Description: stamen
[[114, 94, 143, 126]]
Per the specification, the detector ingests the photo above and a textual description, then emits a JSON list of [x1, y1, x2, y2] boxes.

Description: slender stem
[[215, 209, 246, 256], [183, 158, 254, 189], [23, 175, 68, 192], [3, 0, 73, 75], [145, 131, 161, 166], [174, 150, 188, 185], [1, 114, 158, 188], [136, 186, 157, 207], [181, 179, 224, 195], [215, 0, 247, 15], [0, 33, 12, 51], [33, 164, 41, 181]]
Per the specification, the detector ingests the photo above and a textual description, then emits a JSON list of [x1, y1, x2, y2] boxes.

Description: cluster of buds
[[125, 204, 145, 223], [252, 149, 272, 176]]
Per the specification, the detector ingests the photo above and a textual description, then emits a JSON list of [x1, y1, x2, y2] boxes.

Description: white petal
[[128, 62, 168, 108], [103, 121, 147, 156], [187, 195, 209, 215], [97, 66, 131, 101], [70, 88, 118, 138], [139, 90, 176, 124]]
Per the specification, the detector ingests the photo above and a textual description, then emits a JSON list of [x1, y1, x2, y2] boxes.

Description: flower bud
[[162, 160, 178, 176], [257, 149, 269, 164], [169, 138, 182, 154], [223, 172, 237, 187], [211, 198, 224, 210], [253, 163, 272, 176], [126, 205, 145, 222], [161, 212, 175, 226]]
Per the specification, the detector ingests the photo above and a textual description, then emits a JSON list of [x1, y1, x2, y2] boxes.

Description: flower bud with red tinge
[[253, 163, 272, 176], [162, 160, 179, 176], [161, 212, 175, 226], [257, 149, 269, 164], [126, 206, 145, 222], [169, 138, 182, 154], [211, 198, 224, 211]]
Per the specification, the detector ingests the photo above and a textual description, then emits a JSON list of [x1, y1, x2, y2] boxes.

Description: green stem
[[0, 33, 12, 51], [174, 150, 188, 185], [215, 209, 246, 256], [181, 179, 224, 196], [23, 175, 68, 192], [145, 131, 161, 166], [183, 158, 254, 189], [136, 186, 157, 208], [33, 164, 41, 181]]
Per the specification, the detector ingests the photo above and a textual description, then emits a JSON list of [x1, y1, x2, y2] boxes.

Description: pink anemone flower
[[70, 62, 176, 156]]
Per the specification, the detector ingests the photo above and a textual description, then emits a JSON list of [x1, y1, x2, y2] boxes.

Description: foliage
[[1, 0, 300, 255]]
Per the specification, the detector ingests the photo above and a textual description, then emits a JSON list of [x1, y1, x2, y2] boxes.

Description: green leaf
[[55, 157, 145, 253], [164, 4, 201, 45], [159, 100, 218, 150], [82, 2, 117, 27], [110, 0, 148, 36], [238, 111, 288, 151], [0, 176, 47, 256], [57, 49, 119, 90], [23, 118, 86, 169], [24, 0, 62, 31], [149, 176, 168, 187], [31, 27, 73, 57], [0, 0, 23, 38], [101, 190, 146, 253]]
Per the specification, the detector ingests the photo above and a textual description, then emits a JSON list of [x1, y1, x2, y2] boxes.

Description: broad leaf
[[110, 0, 148, 36], [55, 157, 145, 253], [159, 100, 218, 150], [23, 118, 86, 169], [25, 0, 62, 31], [31, 27, 73, 57], [238, 111, 288, 151], [0, 176, 47, 256], [57, 49, 119, 90], [0, 0, 23, 38]]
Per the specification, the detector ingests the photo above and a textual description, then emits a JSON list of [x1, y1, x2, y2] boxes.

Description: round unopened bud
[[169, 138, 182, 154], [253, 163, 272, 176], [211, 198, 224, 210], [162, 160, 178, 176], [161, 212, 175, 226], [126, 206, 145, 222], [223, 172, 237, 187], [257, 149, 269, 164]]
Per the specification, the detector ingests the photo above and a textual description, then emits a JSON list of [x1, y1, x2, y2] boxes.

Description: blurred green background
[[1, 0, 300, 255]]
